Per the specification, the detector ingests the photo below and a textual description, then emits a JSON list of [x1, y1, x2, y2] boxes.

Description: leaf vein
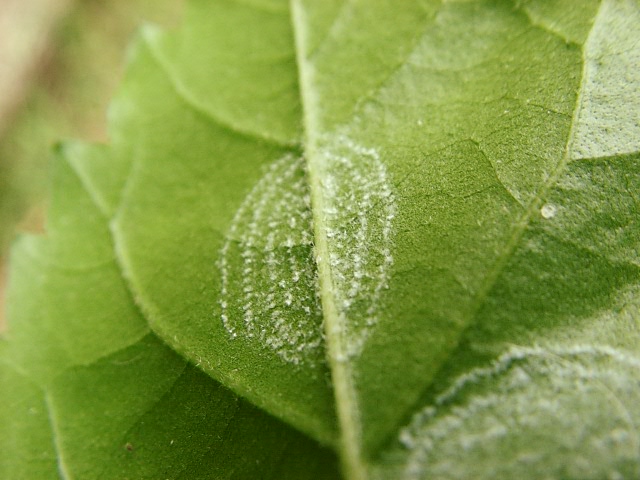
[[44, 391, 72, 480], [141, 31, 296, 148]]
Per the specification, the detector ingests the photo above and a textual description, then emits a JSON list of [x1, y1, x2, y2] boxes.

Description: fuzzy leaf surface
[[3, 0, 640, 479], [292, 0, 640, 477]]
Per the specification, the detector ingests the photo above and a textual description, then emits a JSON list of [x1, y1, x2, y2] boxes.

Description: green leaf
[[3, 0, 640, 479], [0, 356, 58, 479], [292, 0, 640, 477], [103, 0, 338, 445], [1, 149, 339, 479]]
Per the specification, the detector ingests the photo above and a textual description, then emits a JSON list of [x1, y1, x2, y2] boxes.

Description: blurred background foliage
[[0, 0, 186, 329]]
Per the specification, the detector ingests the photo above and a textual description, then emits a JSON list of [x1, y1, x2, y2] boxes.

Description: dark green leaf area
[[48, 335, 341, 480], [412, 152, 640, 399], [382, 153, 640, 479], [353, 140, 525, 454], [0, 361, 58, 480], [471, 152, 640, 347]]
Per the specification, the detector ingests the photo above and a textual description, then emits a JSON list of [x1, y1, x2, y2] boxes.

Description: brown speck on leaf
[[125, 443, 133, 452]]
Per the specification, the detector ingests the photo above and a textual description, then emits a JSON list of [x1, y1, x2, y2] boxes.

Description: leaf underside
[[2, 0, 639, 479]]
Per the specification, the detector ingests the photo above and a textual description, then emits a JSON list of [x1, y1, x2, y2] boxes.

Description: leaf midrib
[[289, 1, 367, 479]]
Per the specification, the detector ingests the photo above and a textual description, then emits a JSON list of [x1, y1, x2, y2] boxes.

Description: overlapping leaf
[[0, 145, 339, 478], [0, 0, 341, 476], [2, 0, 639, 479]]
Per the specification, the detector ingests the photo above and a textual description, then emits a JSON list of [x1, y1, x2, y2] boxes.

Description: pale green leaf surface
[[375, 151, 640, 479], [292, 0, 640, 476]]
